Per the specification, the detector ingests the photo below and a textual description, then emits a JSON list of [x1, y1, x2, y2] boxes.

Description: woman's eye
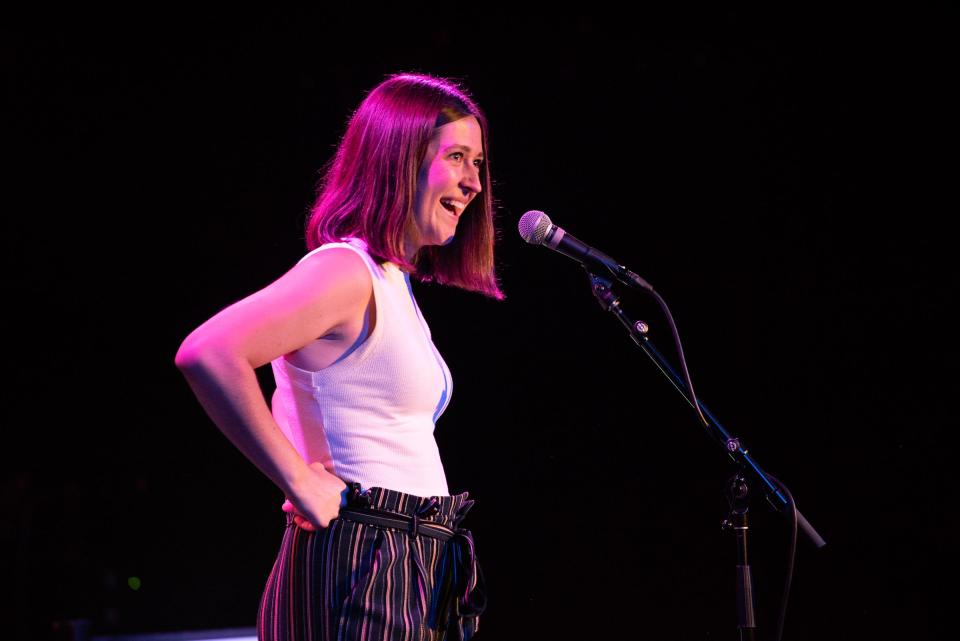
[[450, 152, 482, 170]]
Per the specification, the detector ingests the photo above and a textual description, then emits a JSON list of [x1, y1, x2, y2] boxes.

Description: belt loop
[[410, 496, 440, 539]]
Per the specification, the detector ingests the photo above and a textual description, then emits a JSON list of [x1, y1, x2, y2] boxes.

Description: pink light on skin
[[407, 115, 484, 260]]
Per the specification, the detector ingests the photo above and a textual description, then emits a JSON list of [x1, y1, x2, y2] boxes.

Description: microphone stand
[[585, 270, 825, 641]]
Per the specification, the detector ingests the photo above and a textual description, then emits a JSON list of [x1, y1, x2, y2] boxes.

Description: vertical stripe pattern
[[257, 486, 482, 641]]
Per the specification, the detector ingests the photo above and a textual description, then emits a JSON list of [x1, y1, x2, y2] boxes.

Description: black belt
[[338, 506, 462, 540], [337, 488, 486, 640]]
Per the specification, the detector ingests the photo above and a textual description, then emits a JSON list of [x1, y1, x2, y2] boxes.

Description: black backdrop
[[3, 13, 955, 641]]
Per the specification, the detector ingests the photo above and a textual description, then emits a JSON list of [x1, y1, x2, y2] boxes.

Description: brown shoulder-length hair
[[305, 72, 503, 299]]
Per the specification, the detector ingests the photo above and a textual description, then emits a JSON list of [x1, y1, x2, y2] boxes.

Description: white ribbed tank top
[[269, 238, 452, 496]]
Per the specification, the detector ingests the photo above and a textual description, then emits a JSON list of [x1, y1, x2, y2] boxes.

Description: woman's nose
[[460, 165, 482, 194]]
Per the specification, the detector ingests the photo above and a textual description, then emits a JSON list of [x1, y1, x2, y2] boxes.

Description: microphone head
[[518, 210, 553, 245]]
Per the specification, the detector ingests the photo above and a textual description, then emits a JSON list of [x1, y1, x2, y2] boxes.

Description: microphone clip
[[586, 269, 620, 313]]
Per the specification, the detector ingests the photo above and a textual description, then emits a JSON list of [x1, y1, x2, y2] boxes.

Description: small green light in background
[[128, 576, 142, 591]]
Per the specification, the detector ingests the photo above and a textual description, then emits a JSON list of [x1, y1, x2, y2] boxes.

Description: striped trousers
[[257, 485, 484, 641]]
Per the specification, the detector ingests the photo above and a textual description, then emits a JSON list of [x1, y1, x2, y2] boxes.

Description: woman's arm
[[174, 247, 372, 528]]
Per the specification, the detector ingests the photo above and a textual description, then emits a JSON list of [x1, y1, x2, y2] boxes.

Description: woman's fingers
[[293, 514, 317, 531], [283, 499, 318, 531]]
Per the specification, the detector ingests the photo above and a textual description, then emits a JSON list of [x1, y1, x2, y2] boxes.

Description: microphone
[[518, 210, 652, 290]]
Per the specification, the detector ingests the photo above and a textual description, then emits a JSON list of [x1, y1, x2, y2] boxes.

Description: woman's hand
[[282, 462, 348, 531]]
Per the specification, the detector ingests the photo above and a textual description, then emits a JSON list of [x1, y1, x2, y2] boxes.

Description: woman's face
[[409, 115, 484, 256]]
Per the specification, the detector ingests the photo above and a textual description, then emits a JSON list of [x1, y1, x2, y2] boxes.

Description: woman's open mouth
[[439, 198, 466, 218]]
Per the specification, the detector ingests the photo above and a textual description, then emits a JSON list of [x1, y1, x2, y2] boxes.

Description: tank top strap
[[297, 237, 391, 282]]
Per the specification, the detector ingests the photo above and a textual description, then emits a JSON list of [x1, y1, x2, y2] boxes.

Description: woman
[[175, 73, 500, 641]]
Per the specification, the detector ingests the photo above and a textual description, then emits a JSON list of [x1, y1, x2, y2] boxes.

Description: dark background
[[3, 12, 956, 641]]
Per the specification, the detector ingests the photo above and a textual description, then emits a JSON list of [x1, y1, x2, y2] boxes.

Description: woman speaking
[[175, 72, 500, 641]]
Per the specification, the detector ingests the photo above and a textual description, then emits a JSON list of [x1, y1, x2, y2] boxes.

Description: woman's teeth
[[440, 199, 464, 215]]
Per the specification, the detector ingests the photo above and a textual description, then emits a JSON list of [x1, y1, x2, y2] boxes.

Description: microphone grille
[[518, 210, 552, 245]]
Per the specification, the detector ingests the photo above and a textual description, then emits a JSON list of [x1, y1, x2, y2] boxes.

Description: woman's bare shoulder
[[294, 245, 373, 287]]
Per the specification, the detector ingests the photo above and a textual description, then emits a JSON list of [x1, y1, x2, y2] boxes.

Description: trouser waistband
[[342, 481, 475, 530]]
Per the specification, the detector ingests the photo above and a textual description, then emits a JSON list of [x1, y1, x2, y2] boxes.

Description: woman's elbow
[[175, 338, 203, 370], [175, 331, 220, 371], [175, 332, 247, 373]]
